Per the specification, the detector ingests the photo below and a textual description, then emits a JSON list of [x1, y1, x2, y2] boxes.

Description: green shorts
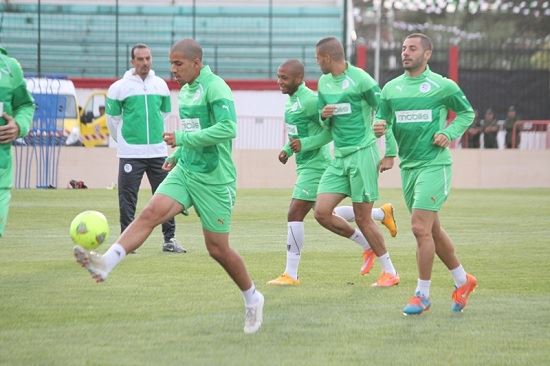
[[292, 168, 324, 202], [401, 165, 452, 213], [317, 144, 380, 203], [156, 166, 236, 233]]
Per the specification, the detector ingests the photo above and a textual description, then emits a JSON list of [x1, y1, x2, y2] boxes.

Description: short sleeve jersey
[[377, 67, 473, 169], [317, 62, 381, 157], [284, 83, 331, 171]]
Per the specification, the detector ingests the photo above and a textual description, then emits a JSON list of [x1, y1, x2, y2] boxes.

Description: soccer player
[[268, 59, 397, 286], [312, 37, 400, 288], [0, 47, 35, 238], [74, 39, 264, 334], [373, 33, 477, 315], [106, 43, 185, 253]]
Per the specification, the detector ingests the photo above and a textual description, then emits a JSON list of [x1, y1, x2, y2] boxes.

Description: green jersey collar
[[190, 65, 213, 86], [290, 82, 307, 98], [404, 65, 431, 80]]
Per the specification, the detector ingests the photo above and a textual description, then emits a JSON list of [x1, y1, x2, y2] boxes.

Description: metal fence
[[0, 1, 344, 80]]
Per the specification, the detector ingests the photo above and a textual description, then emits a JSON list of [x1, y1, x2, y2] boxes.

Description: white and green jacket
[[106, 69, 171, 158]]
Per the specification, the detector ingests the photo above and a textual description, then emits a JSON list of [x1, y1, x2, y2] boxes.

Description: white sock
[[102, 243, 126, 272], [371, 208, 384, 221], [415, 279, 431, 298], [285, 221, 304, 279], [285, 252, 300, 280], [450, 264, 468, 287], [334, 206, 355, 222], [242, 283, 261, 306], [376, 252, 397, 275], [349, 228, 371, 250]]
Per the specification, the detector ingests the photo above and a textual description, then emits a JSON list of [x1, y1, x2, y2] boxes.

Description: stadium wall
[[12, 148, 550, 189]]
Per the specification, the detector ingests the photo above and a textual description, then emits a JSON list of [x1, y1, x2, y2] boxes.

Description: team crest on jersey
[[289, 101, 301, 112], [341, 79, 350, 90], [419, 82, 431, 93], [192, 89, 202, 103]]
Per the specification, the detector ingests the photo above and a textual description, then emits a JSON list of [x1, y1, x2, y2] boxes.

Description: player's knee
[[411, 222, 431, 240], [314, 209, 330, 225]]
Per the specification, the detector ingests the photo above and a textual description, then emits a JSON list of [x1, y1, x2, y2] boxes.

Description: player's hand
[[321, 105, 336, 119], [163, 132, 176, 147], [278, 151, 288, 164], [162, 160, 175, 172], [0, 113, 20, 144], [289, 138, 302, 153], [373, 120, 386, 138], [379, 156, 395, 173], [433, 133, 450, 148]]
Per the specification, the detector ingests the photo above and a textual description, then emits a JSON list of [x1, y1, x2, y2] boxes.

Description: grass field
[[1, 188, 549, 366]]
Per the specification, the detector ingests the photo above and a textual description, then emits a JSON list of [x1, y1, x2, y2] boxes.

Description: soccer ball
[[69, 210, 109, 250]]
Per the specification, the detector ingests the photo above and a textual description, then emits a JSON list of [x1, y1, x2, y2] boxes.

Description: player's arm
[[317, 90, 333, 128], [175, 98, 236, 148], [362, 82, 381, 111], [438, 82, 475, 141], [9, 59, 34, 138], [105, 84, 122, 142], [296, 127, 332, 153]]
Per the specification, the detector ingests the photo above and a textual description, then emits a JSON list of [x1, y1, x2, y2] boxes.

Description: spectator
[[463, 109, 481, 148], [481, 108, 499, 149], [504, 105, 520, 148]]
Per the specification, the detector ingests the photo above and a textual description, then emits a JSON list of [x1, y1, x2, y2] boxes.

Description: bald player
[[73, 39, 264, 335], [268, 59, 398, 286], [313, 37, 400, 288]]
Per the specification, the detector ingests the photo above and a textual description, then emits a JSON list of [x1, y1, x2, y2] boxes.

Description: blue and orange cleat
[[403, 292, 431, 315], [451, 273, 477, 312]]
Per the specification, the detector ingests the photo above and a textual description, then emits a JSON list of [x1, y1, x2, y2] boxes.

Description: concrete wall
[[13, 147, 550, 189]]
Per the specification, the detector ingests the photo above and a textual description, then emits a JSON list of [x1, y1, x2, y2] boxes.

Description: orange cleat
[[381, 203, 398, 237], [371, 272, 400, 287], [360, 249, 376, 275], [451, 273, 477, 312]]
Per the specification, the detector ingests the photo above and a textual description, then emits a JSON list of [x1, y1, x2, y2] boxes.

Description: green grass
[[1, 188, 549, 366]]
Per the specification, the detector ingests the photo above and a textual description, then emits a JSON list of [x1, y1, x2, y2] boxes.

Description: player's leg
[[74, 167, 190, 282], [203, 230, 264, 334], [432, 215, 477, 312], [0, 160, 12, 238], [268, 169, 319, 285], [334, 203, 398, 237], [118, 158, 145, 234], [268, 198, 313, 285], [146, 157, 185, 253], [403, 165, 450, 314], [194, 181, 263, 334], [351, 145, 398, 285], [74, 193, 185, 282]]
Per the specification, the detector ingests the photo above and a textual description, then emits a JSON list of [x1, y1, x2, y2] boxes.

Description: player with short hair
[[74, 39, 264, 334], [312, 37, 400, 288], [373, 33, 477, 315], [0, 47, 35, 237], [268, 59, 397, 286]]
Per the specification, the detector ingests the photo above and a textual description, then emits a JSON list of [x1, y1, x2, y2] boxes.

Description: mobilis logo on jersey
[[395, 110, 432, 124], [180, 118, 201, 132]]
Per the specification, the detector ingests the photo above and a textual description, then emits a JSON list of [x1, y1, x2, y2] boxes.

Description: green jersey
[[281, 83, 330, 171], [317, 62, 381, 158], [0, 47, 34, 171], [171, 65, 237, 184], [377, 66, 474, 169]]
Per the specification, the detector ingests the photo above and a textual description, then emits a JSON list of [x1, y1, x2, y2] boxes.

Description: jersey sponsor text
[[395, 110, 432, 123]]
